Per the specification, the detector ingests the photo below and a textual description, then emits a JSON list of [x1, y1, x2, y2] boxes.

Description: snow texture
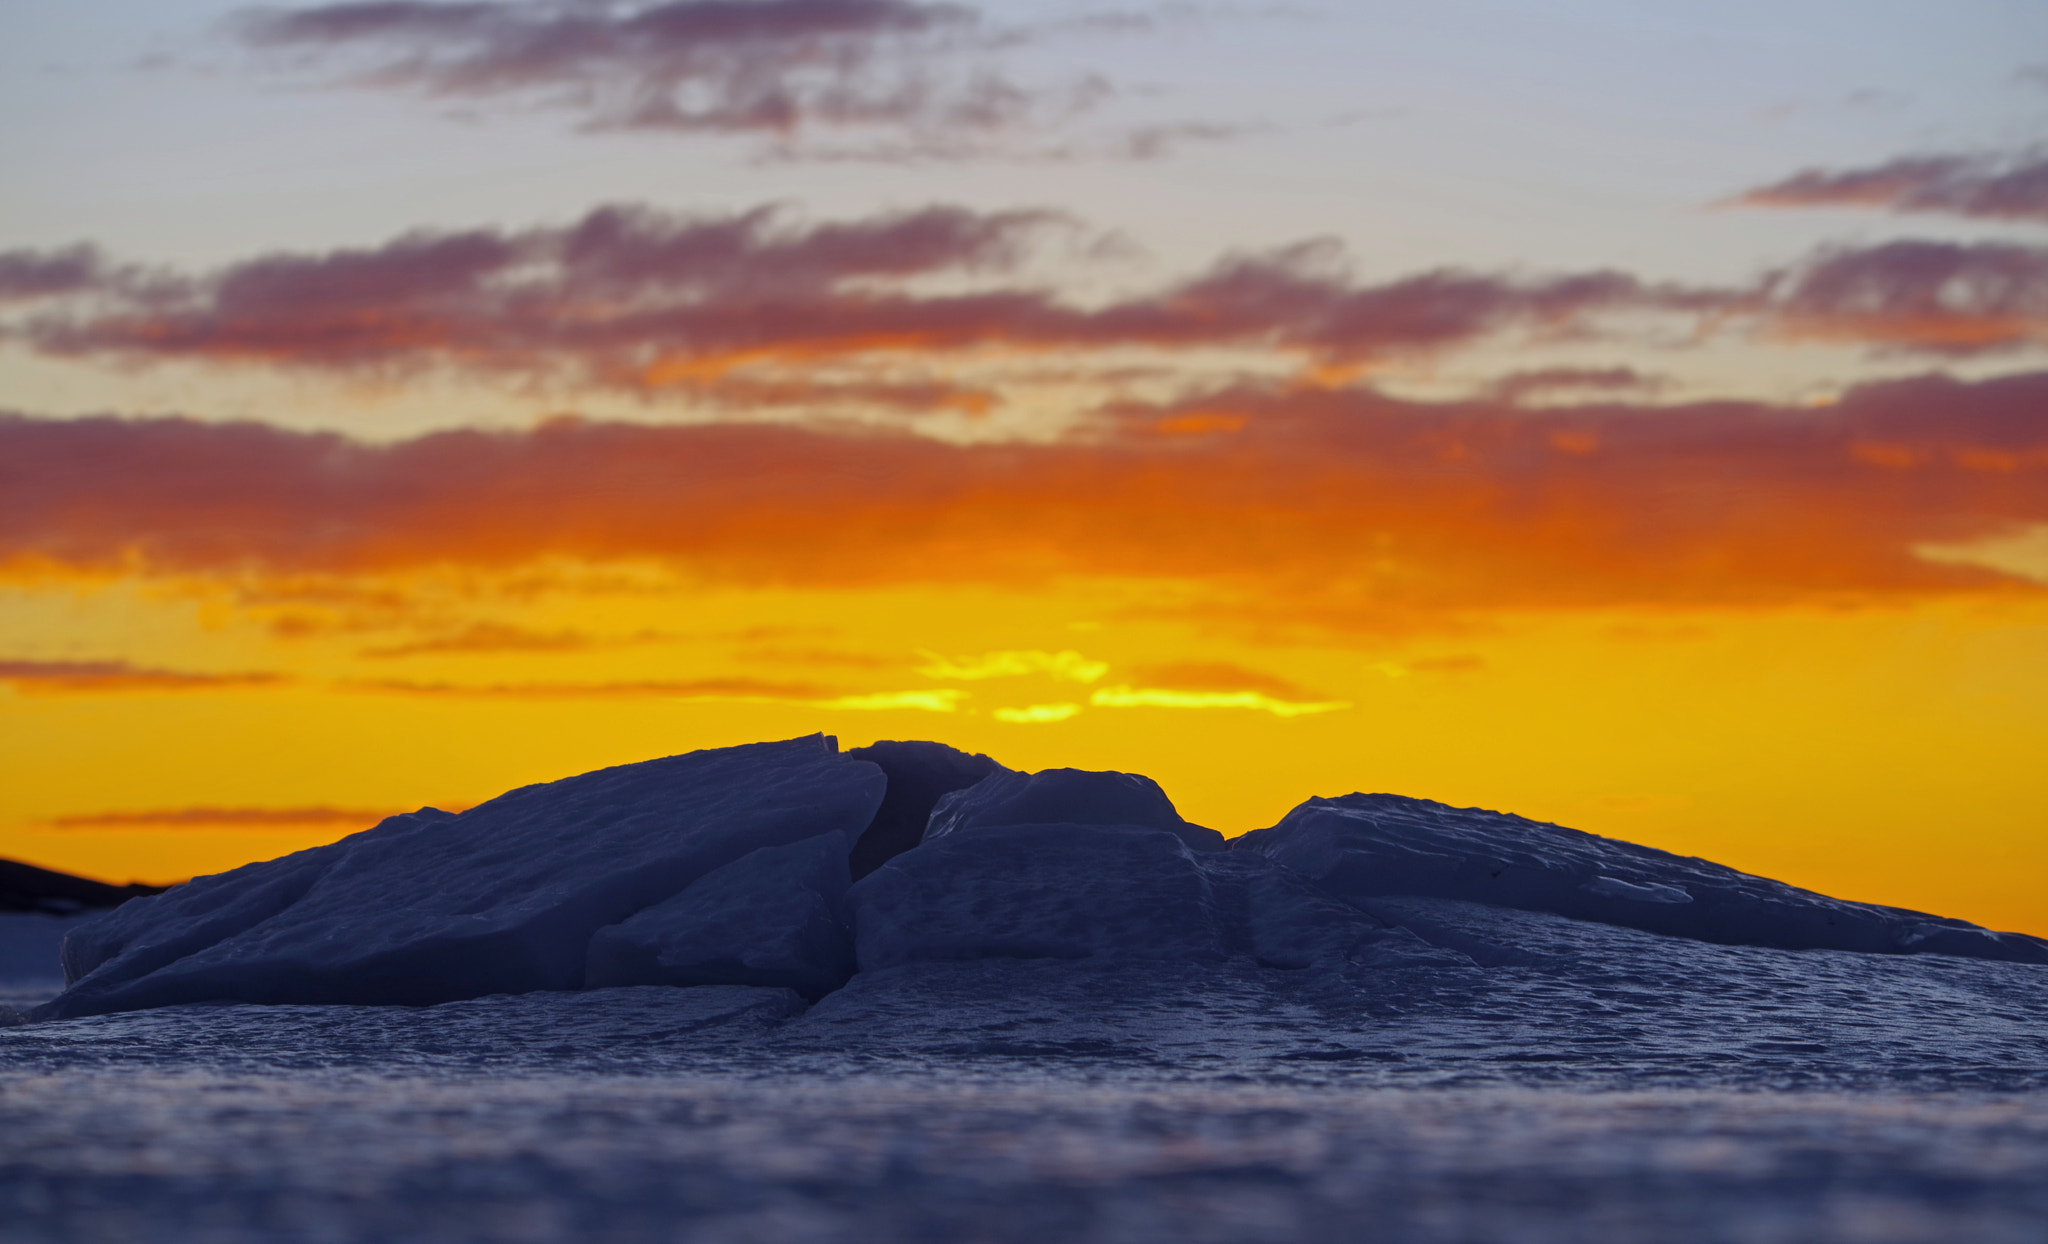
[[40, 736, 884, 1019], [1236, 792, 2048, 963], [6, 909, 2048, 1242]]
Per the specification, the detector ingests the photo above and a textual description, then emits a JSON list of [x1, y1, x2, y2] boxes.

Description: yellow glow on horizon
[[4, 571, 2045, 940]]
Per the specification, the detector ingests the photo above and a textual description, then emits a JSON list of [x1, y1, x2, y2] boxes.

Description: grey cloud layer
[[235, 0, 1102, 150], [1737, 153, 2048, 225], [3, 205, 2045, 400]]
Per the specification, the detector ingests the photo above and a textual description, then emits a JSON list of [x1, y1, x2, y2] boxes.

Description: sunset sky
[[4, 0, 2046, 934]]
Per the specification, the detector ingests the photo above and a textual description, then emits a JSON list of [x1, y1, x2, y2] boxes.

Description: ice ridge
[[31, 738, 2048, 1022]]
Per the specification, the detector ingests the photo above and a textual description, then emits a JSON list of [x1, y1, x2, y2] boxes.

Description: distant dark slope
[[0, 858, 162, 916]]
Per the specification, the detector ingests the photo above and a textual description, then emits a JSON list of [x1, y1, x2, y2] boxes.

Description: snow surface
[[10, 737, 2048, 1241], [6, 905, 2048, 1241]]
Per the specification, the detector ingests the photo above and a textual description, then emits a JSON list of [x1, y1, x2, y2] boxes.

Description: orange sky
[[4, 384, 2046, 934], [4, 0, 2046, 938]]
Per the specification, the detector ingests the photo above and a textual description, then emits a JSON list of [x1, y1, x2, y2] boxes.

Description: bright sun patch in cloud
[[1087, 685, 1350, 717], [992, 702, 1084, 723], [916, 649, 1109, 683], [1915, 524, 2048, 585], [814, 688, 967, 713]]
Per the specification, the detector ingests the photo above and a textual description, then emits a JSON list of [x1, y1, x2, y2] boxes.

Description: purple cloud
[[1735, 153, 2048, 224], [234, 0, 1100, 152]]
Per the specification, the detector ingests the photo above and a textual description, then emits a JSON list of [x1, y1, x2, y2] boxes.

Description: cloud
[[357, 622, 676, 656], [45, 805, 406, 829], [732, 645, 899, 669], [1, 204, 1728, 394], [359, 622, 602, 656], [0, 660, 289, 694], [5, 368, 2047, 624], [1734, 153, 2048, 224], [1765, 240, 2048, 354], [13, 204, 1071, 377], [232, 0, 1106, 155], [1125, 660, 1314, 700], [1486, 367, 1664, 406], [340, 674, 964, 709], [0, 246, 107, 302], [915, 648, 1108, 682], [991, 701, 1081, 722], [12, 206, 2040, 412], [346, 675, 834, 698], [814, 688, 964, 711], [1087, 685, 1349, 716]]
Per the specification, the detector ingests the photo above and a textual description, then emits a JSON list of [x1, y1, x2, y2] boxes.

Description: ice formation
[[43, 737, 883, 1018], [32, 735, 2048, 1021], [584, 831, 855, 998], [1237, 793, 2048, 963], [925, 767, 1226, 852]]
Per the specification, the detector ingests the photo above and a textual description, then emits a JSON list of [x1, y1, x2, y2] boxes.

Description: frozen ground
[[6, 899, 2048, 1243]]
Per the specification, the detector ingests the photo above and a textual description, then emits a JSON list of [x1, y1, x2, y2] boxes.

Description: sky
[[3, 0, 2046, 935]]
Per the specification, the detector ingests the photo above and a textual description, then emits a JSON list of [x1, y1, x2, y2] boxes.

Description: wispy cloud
[[1764, 241, 2048, 354], [1087, 684, 1348, 716], [341, 674, 965, 709], [232, 0, 1119, 157], [991, 701, 1081, 723], [1734, 152, 2048, 224], [0, 245, 106, 302], [345, 675, 833, 698], [358, 622, 670, 657], [814, 687, 964, 711], [44, 805, 409, 830], [0, 659, 289, 694], [1486, 367, 1664, 406], [1125, 660, 1316, 700], [8, 204, 2040, 419], [916, 648, 1107, 681]]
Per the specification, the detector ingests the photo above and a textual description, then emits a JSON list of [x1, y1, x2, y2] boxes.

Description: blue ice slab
[[40, 736, 885, 1019], [849, 821, 1426, 973], [844, 740, 1005, 880], [926, 768, 1224, 852], [1235, 793, 2048, 963], [584, 830, 857, 998]]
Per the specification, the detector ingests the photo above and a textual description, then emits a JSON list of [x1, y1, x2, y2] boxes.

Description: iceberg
[[42, 736, 884, 1019], [850, 820, 1428, 973], [34, 740, 2046, 1024], [843, 740, 1005, 879], [1235, 793, 2048, 963], [927, 767, 1225, 852], [584, 830, 856, 998]]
